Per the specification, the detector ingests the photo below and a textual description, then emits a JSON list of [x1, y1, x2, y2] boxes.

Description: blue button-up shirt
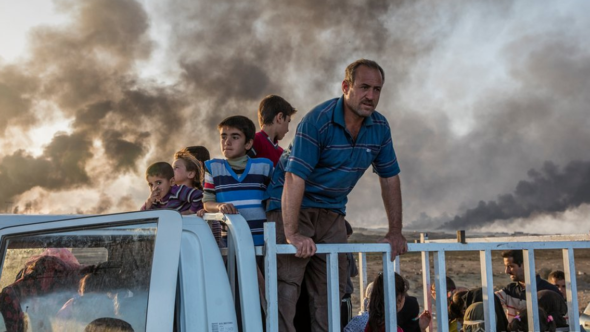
[[266, 96, 400, 214]]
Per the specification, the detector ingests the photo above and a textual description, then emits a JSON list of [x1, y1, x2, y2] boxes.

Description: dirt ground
[[348, 229, 590, 316]]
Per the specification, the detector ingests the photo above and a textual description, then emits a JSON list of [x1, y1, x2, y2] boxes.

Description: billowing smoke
[[0, 0, 589, 234], [438, 160, 590, 230]]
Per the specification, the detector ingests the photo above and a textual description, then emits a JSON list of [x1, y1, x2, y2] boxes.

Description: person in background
[[496, 250, 562, 322], [249, 95, 297, 165], [344, 282, 373, 332], [365, 272, 431, 332], [85, 318, 134, 332], [507, 307, 556, 332], [461, 302, 485, 332], [548, 270, 567, 299], [448, 290, 468, 332], [173, 148, 222, 245], [430, 276, 456, 301], [537, 289, 568, 328]]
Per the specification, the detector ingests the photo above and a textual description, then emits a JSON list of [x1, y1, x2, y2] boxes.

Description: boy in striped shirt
[[203, 115, 273, 246]]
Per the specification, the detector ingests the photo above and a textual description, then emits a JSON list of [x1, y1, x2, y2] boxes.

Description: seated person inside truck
[[203, 115, 273, 247], [548, 270, 567, 299], [140, 161, 203, 214]]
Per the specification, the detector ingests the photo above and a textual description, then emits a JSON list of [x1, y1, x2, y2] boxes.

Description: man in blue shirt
[[266, 59, 407, 332]]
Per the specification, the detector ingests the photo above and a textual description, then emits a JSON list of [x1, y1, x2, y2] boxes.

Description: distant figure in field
[[249, 94, 297, 166], [506, 307, 556, 332], [495, 250, 562, 322], [140, 161, 203, 214], [85, 317, 134, 332], [548, 270, 567, 299]]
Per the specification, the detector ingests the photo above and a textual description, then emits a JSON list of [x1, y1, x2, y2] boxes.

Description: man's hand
[[218, 203, 238, 214], [286, 232, 316, 258], [380, 231, 408, 259]]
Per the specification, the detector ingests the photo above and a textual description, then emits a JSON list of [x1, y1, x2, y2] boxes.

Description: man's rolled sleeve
[[285, 121, 321, 180], [372, 135, 400, 178]]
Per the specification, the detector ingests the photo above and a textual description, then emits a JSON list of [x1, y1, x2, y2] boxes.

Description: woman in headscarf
[[462, 302, 485, 332], [537, 290, 568, 328]]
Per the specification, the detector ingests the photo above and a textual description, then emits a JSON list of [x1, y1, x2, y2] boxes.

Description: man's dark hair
[[502, 250, 524, 267], [344, 59, 385, 85], [258, 95, 297, 128], [548, 270, 565, 281], [218, 115, 256, 143], [146, 162, 174, 180], [185, 146, 210, 163]]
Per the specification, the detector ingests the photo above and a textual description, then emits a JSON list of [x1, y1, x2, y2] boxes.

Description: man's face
[[275, 113, 291, 141], [147, 175, 173, 201], [342, 65, 383, 118], [550, 277, 567, 298], [504, 257, 524, 282], [220, 126, 253, 159]]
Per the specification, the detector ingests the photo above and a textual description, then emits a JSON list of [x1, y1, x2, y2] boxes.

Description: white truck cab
[[0, 211, 258, 332]]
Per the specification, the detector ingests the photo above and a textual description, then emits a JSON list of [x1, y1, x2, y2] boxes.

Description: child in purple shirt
[[140, 161, 203, 214]]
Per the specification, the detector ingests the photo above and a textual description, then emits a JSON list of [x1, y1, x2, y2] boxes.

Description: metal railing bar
[[383, 250, 398, 332], [273, 241, 590, 254], [479, 249, 497, 332], [358, 252, 368, 314], [433, 251, 449, 332], [264, 223, 279, 332], [427, 233, 590, 244], [563, 248, 581, 332], [420, 234, 433, 332], [327, 253, 341, 332], [523, 249, 540, 332]]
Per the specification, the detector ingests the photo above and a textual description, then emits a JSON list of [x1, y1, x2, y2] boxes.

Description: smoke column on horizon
[[437, 160, 590, 230]]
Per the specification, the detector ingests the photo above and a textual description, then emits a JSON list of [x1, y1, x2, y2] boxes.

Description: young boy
[[203, 115, 273, 246], [548, 270, 567, 298], [140, 161, 203, 214], [248, 95, 297, 165]]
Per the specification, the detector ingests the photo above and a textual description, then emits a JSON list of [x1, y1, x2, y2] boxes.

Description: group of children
[[139, 95, 297, 247]]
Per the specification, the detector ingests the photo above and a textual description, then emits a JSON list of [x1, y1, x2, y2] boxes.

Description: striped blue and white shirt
[[266, 96, 400, 215], [204, 157, 273, 245]]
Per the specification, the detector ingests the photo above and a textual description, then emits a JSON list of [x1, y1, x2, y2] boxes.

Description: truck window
[[0, 223, 156, 332]]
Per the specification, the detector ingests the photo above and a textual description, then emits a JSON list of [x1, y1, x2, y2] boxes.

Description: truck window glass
[[0, 223, 156, 332]]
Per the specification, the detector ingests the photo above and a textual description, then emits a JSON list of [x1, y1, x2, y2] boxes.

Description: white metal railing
[[262, 222, 590, 332]]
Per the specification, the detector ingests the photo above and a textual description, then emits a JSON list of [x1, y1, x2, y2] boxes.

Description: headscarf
[[462, 302, 485, 332], [537, 290, 568, 328], [462, 287, 509, 332]]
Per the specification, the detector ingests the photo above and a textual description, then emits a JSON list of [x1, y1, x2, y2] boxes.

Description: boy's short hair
[[146, 162, 174, 180], [218, 115, 256, 143], [185, 146, 210, 164], [258, 95, 297, 127], [548, 270, 565, 281], [501, 250, 524, 266], [174, 149, 204, 190]]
